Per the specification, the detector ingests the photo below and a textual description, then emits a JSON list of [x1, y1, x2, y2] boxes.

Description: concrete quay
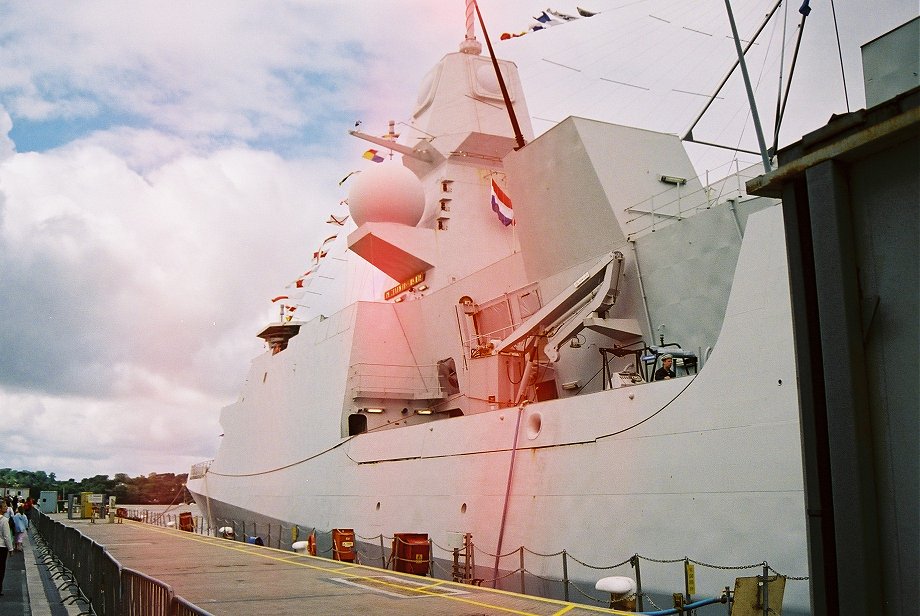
[[50, 516, 627, 615]]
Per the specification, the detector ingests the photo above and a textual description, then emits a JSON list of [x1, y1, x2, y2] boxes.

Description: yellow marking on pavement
[[129, 523, 541, 615], [128, 521, 621, 614]]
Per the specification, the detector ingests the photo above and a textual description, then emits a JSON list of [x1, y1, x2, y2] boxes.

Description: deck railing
[[349, 362, 444, 400]]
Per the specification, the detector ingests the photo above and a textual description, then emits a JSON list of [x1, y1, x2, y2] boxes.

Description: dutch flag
[[491, 179, 513, 226]]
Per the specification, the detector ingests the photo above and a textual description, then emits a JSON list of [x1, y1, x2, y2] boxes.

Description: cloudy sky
[[1, 1, 915, 482]]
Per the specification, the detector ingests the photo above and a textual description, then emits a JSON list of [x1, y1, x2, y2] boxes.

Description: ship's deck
[[55, 516, 629, 615]]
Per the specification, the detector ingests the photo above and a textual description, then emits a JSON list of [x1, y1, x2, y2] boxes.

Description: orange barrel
[[392, 533, 430, 575], [332, 528, 356, 562], [178, 511, 194, 532]]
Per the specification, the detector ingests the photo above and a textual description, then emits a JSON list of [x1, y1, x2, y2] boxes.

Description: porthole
[[526, 412, 542, 440], [375, 502, 381, 511], [460, 503, 467, 514]]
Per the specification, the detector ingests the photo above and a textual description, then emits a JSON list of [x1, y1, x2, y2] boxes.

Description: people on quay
[[0, 504, 13, 597], [12, 507, 28, 552], [3, 504, 12, 543], [654, 353, 676, 381]]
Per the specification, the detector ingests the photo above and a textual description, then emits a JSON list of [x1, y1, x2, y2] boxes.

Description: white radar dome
[[347, 164, 425, 227]]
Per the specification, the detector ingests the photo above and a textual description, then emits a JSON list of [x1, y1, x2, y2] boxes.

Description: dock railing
[[30, 509, 214, 616]]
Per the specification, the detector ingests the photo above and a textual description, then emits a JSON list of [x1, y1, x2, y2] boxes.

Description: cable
[[597, 373, 698, 440], [206, 437, 354, 478], [829, 0, 850, 112]]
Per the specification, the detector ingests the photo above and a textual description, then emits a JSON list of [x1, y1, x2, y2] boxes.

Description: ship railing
[[623, 162, 768, 238], [462, 323, 516, 359], [188, 460, 212, 480], [29, 509, 215, 616], [349, 362, 445, 400]]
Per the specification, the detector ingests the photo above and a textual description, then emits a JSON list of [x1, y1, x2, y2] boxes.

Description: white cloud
[[0, 1, 463, 143], [0, 134, 350, 478], [0, 388, 221, 479], [0, 107, 13, 160]]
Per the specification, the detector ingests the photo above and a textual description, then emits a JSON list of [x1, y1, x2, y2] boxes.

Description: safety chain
[[769, 563, 809, 581], [565, 553, 633, 570], [475, 545, 527, 559], [636, 554, 687, 564], [567, 579, 609, 603], [429, 539, 456, 553], [687, 557, 766, 570], [431, 559, 455, 576], [521, 546, 567, 558], [644, 593, 664, 610], [520, 567, 559, 583], [490, 567, 525, 584], [157, 512, 810, 587], [356, 532, 384, 541], [474, 567, 523, 586]]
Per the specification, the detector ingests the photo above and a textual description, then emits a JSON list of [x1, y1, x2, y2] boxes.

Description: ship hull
[[187, 204, 810, 613]]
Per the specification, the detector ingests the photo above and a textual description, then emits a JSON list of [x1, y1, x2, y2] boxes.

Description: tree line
[[0, 468, 192, 505]]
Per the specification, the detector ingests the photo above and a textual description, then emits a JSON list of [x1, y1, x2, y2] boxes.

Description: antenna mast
[[470, 0, 526, 150], [459, 0, 482, 55], [724, 0, 771, 171]]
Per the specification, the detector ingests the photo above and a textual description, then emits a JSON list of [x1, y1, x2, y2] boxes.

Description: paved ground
[[57, 517, 627, 616], [0, 531, 78, 616]]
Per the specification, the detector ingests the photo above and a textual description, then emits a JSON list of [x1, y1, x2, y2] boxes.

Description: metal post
[[724, 0, 771, 171], [465, 533, 473, 583], [380, 535, 386, 569], [470, 538, 476, 581], [632, 554, 644, 611], [562, 550, 569, 602], [762, 562, 770, 616], [453, 548, 460, 583], [519, 547, 525, 595]]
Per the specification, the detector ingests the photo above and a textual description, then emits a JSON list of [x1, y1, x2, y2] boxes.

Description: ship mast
[[469, 0, 527, 150], [723, 0, 771, 170]]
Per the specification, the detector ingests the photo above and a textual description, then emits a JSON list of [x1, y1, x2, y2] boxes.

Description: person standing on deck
[[11, 507, 28, 552], [0, 504, 13, 596], [654, 354, 676, 380]]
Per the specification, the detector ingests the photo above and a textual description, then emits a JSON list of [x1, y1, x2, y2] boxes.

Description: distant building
[[2, 487, 30, 501]]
